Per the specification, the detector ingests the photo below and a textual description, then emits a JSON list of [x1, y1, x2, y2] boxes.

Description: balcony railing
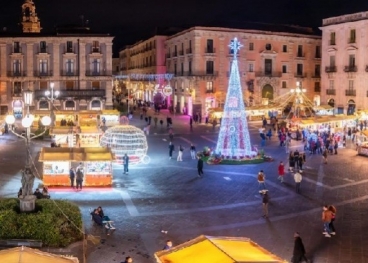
[[296, 52, 305, 58], [12, 92, 22, 97], [326, 89, 336, 95], [34, 89, 106, 100], [325, 66, 337, 73], [186, 48, 192, 54], [294, 73, 307, 78], [312, 73, 321, 78], [172, 71, 218, 77], [34, 71, 53, 77], [7, 71, 26, 77], [344, 66, 357, 72], [204, 47, 215, 54], [13, 47, 22, 53], [179, 50, 184, 56], [85, 70, 112, 76], [60, 71, 78, 76], [255, 71, 282, 78], [206, 89, 214, 93], [92, 48, 100, 53], [345, 89, 356, 96]]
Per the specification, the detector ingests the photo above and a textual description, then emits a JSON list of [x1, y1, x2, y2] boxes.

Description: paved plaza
[[0, 110, 368, 263]]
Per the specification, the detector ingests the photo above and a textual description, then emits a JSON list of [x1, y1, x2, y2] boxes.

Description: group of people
[[59, 119, 74, 126], [90, 206, 116, 231], [69, 163, 85, 190], [17, 186, 50, 199]]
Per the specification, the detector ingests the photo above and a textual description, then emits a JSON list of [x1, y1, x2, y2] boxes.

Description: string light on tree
[[215, 38, 256, 158]]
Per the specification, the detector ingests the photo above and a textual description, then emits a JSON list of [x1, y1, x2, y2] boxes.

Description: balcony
[[179, 50, 184, 56], [329, 40, 336, 45], [344, 65, 357, 72], [186, 48, 192, 54], [315, 54, 321, 59], [294, 73, 307, 78], [255, 71, 282, 78], [179, 71, 218, 77], [7, 71, 26, 77], [34, 89, 106, 100], [345, 89, 356, 96], [296, 53, 305, 58], [13, 47, 22, 54], [38, 47, 48, 54], [206, 89, 214, 93], [204, 47, 215, 54], [60, 71, 78, 76], [34, 71, 53, 77], [325, 66, 337, 73], [92, 48, 100, 53], [85, 70, 112, 76], [312, 73, 321, 78], [326, 89, 336, 95]]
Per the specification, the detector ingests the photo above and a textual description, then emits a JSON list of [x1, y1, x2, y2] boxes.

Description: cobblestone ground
[[1, 110, 368, 263]]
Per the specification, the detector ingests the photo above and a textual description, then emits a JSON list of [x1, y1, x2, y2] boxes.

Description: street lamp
[[45, 82, 59, 127], [6, 89, 51, 212]]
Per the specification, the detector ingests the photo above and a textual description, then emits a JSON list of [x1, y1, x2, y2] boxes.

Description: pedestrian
[[189, 117, 193, 130], [197, 157, 204, 177], [190, 144, 196, 159], [69, 167, 75, 188], [322, 148, 328, 164], [322, 205, 333, 237], [169, 130, 174, 142], [334, 140, 338, 154], [123, 256, 133, 263], [168, 142, 174, 159], [294, 171, 302, 193], [177, 145, 184, 161], [123, 153, 129, 174], [160, 119, 163, 129], [328, 205, 337, 235], [154, 117, 158, 127], [289, 152, 295, 172], [212, 119, 217, 130], [262, 191, 269, 218], [75, 166, 84, 191], [163, 240, 173, 250], [257, 170, 267, 193], [292, 232, 308, 263], [277, 161, 285, 183], [297, 154, 304, 173]]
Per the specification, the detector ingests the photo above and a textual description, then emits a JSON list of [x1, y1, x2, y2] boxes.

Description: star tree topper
[[229, 37, 243, 59]]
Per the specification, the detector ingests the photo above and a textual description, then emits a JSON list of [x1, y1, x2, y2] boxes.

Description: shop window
[[39, 100, 49, 109], [91, 100, 101, 108], [65, 100, 75, 108]]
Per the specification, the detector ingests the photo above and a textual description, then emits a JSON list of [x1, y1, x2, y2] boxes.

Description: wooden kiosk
[[39, 147, 114, 186]]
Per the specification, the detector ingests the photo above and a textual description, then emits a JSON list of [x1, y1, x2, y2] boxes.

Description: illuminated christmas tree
[[215, 38, 256, 158]]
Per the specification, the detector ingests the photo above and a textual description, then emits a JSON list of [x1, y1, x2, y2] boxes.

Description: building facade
[[165, 26, 322, 117], [320, 11, 368, 115], [0, 0, 114, 118], [119, 35, 168, 103]]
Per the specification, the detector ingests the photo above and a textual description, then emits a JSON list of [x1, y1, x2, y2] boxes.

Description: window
[[264, 59, 272, 75], [315, 46, 321, 58], [13, 82, 22, 95], [92, 81, 100, 89], [180, 62, 184, 75], [65, 101, 75, 108], [92, 59, 100, 74], [206, 39, 214, 53], [297, 64, 303, 75], [297, 45, 303, 57], [248, 63, 254, 72], [349, 80, 354, 89], [314, 65, 321, 77], [282, 81, 287, 89], [329, 80, 334, 89], [206, 61, 214, 74], [39, 59, 48, 74], [39, 100, 49, 109], [282, 45, 287, 53], [206, 81, 213, 92], [149, 56, 152, 66], [39, 81, 47, 90], [174, 63, 177, 75], [174, 45, 177, 56], [282, 65, 287, 73], [330, 32, 336, 45], [66, 41, 73, 53], [40, 41, 47, 53], [330, 56, 335, 66], [13, 60, 21, 75], [188, 61, 192, 75], [66, 81, 74, 90], [349, 29, 356, 43], [314, 82, 321, 92], [14, 42, 21, 53], [349, 54, 355, 66], [265, 44, 271, 50], [92, 41, 100, 52], [65, 59, 74, 75], [249, 42, 254, 51]]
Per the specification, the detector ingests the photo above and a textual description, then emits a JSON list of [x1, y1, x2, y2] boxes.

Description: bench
[[0, 239, 43, 248]]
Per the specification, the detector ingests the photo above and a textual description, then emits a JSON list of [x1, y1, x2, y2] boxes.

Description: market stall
[[99, 110, 120, 127], [39, 147, 114, 186], [155, 235, 287, 263], [77, 126, 102, 147], [50, 126, 75, 147], [78, 110, 101, 127], [54, 110, 77, 127]]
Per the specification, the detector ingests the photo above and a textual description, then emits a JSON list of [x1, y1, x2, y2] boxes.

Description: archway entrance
[[347, 99, 355, 115], [262, 84, 274, 100], [328, 98, 335, 108]]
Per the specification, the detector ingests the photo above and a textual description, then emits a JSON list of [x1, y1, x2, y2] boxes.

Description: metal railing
[[85, 70, 112, 76], [345, 89, 356, 96], [7, 71, 26, 77], [60, 71, 78, 76], [344, 66, 357, 72], [325, 66, 337, 73], [326, 89, 336, 95], [254, 71, 282, 78], [34, 71, 53, 77], [34, 89, 105, 99]]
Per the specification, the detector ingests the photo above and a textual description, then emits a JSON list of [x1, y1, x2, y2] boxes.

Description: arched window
[[91, 100, 101, 108], [39, 100, 49, 109], [65, 100, 75, 108]]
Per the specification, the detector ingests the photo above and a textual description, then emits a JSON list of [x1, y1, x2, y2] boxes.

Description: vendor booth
[[39, 147, 114, 186], [155, 235, 287, 263], [99, 110, 120, 127], [78, 126, 101, 147], [79, 110, 101, 127], [54, 110, 77, 127]]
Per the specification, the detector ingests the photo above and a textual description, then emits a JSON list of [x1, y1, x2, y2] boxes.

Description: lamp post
[[45, 82, 59, 128], [5, 89, 51, 212]]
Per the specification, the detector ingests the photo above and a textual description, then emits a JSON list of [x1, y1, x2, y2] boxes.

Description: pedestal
[[19, 195, 37, 212]]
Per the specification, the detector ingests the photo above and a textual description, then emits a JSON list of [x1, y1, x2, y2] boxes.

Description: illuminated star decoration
[[228, 37, 243, 59]]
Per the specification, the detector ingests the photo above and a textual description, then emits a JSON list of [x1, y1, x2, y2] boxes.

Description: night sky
[[0, 0, 367, 56]]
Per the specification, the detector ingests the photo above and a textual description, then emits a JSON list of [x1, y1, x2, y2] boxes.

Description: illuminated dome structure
[[100, 120, 148, 165]]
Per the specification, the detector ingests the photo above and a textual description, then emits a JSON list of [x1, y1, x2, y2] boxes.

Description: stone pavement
[[1, 111, 368, 262]]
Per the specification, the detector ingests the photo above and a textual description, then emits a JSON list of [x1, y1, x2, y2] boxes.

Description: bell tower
[[21, 0, 42, 33]]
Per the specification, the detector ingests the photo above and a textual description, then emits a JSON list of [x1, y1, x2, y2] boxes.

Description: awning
[[39, 147, 114, 162]]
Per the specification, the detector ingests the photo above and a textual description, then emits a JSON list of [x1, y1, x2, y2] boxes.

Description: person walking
[[69, 167, 75, 189], [177, 145, 184, 161], [168, 142, 175, 159], [322, 205, 333, 237], [257, 170, 267, 193], [153, 117, 158, 127], [292, 232, 308, 263], [75, 166, 84, 191], [294, 171, 302, 193], [190, 144, 196, 159], [197, 157, 204, 177], [262, 191, 269, 218], [328, 205, 337, 235], [189, 117, 193, 130], [277, 161, 285, 183], [123, 153, 129, 174], [297, 154, 304, 173], [322, 148, 328, 164]]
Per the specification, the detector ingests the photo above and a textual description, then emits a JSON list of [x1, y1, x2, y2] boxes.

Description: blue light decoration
[[215, 38, 256, 158]]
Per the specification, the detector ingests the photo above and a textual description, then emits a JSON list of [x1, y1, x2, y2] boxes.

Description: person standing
[[257, 170, 267, 193], [297, 154, 304, 173], [190, 144, 196, 159], [168, 142, 174, 159], [69, 168, 75, 188], [289, 152, 295, 172], [75, 166, 84, 191], [189, 117, 193, 130], [262, 191, 269, 218], [197, 157, 204, 177], [294, 171, 302, 193], [177, 145, 184, 161], [292, 232, 308, 263], [277, 161, 285, 183], [123, 154, 129, 174], [322, 205, 333, 237], [329, 205, 337, 235]]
